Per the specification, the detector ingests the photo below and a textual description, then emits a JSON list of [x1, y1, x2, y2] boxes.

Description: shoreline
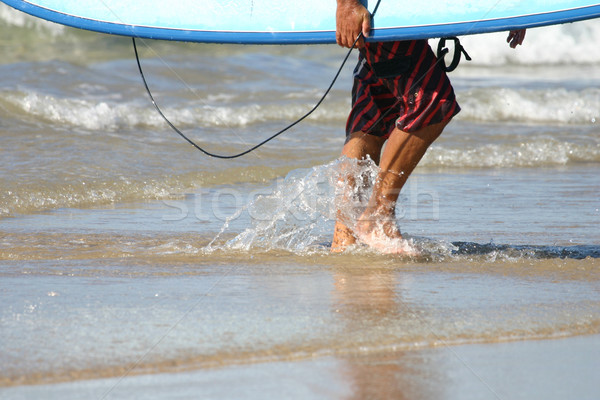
[[2, 334, 598, 399]]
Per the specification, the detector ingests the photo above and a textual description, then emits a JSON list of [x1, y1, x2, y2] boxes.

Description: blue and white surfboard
[[2, 0, 599, 44]]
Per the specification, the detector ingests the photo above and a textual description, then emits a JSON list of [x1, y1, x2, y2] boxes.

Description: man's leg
[[354, 120, 448, 252], [331, 131, 386, 252]]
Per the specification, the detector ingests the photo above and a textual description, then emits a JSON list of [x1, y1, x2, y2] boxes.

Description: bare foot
[[355, 216, 418, 255], [331, 220, 357, 253], [332, 218, 417, 255]]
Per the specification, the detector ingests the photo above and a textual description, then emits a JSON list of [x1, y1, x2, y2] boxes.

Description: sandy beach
[[2, 334, 599, 399]]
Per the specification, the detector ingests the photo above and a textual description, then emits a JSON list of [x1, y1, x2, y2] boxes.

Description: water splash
[[206, 157, 443, 256], [204, 158, 600, 259], [208, 160, 337, 252], [207, 157, 389, 253]]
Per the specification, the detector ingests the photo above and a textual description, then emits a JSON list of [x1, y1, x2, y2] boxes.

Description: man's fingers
[[336, 28, 353, 48], [362, 15, 371, 38], [344, 32, 359, 48], [337, 28, 364, 48], [507, 29, 526, 48]]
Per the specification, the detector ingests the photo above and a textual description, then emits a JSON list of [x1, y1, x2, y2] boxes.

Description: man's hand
[[336, 0, 371, 48], [507, 29, 526, 48]]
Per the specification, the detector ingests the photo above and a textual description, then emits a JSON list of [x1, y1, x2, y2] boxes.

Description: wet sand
[[2, 335, 598, 400]]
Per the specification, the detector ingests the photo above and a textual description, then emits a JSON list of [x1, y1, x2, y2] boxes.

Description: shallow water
[[2, 253, 599, 386], [0, 4, 599, 396]]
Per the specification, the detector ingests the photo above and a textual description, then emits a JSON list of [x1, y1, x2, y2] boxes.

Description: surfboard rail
[[2, 0, 600, 44]]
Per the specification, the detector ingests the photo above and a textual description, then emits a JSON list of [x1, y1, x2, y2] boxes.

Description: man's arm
[[336, 0, 371, 48]]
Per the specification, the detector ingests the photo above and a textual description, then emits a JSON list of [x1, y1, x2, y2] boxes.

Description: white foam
[[7, 90, 349, 131], [458, 87, 600, 124], [12, 84, 597, 131], [423, 137, 600, 168], [14, 92, 150, 130], [0, 175, 179, 218]]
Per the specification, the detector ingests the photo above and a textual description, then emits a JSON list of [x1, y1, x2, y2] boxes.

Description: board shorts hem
[[345, 40, 460, 138]]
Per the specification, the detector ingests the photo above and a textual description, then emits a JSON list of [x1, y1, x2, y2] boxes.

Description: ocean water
[[0, 4, 599, 398]]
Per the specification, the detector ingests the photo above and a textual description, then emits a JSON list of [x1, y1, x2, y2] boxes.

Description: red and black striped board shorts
[[346, 40, 460, 138]]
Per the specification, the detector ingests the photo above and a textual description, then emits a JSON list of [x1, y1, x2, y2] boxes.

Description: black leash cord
[[133, 37, 355, 159], [133, 0, 382, 159]]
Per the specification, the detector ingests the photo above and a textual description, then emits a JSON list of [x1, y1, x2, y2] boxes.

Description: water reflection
[[332, 266, 445, 400]]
